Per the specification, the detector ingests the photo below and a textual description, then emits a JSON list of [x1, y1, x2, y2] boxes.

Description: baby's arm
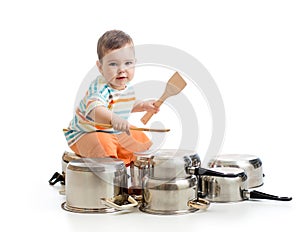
[[88, 106, 130, 133], [132, 100, 160, 113]]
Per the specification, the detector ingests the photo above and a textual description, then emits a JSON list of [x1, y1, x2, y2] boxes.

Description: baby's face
[[97, 43, 135, 90]]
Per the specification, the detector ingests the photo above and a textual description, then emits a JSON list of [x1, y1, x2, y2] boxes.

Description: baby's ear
[[96, 60, 103, 73]]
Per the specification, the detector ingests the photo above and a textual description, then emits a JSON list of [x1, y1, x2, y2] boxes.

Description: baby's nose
[[118, 63, 126, 72]]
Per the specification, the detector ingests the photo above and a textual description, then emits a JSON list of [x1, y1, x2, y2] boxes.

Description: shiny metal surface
[[61, 151, 81, 174], [61, 202, 117, 214], [130, 149, 200, 190], [208, 154, 263, 188], [201, 167, 248, 202], [140, 175, 209, 215], [130, 151, 153, 192], [67, 157, 125, 172], [64, 158, 128, 213], [149, 149, 201, 179], [101, 195, 138, 210], [188, 198, 210, 210]]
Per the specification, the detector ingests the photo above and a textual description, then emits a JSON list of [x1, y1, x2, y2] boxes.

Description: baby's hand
[[142, 100, 160, 114], [111, 114, 130, 135]]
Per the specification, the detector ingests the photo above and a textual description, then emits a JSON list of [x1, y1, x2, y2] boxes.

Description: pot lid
[[211, 154, 259, 161], [153, 149, 198, 159], [67, 157, 125, 172], [208, 154, 262, 168]]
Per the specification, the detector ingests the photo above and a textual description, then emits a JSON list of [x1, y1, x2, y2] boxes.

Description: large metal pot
[[140, 175, 209, 215], [138, 149, 209, 215], [200, 167, 292, 202], [208, 154, 264, 188], [62, 157, 137, 213], [129, 149, 201, 195]]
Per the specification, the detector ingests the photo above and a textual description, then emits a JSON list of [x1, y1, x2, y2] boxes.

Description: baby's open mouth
[[116, 77, 126, 80]]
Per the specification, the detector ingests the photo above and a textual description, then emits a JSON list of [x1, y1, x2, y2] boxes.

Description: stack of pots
[[134, 149, 210, 215]]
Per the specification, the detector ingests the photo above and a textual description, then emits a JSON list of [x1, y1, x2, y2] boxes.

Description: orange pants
[[70, 130, 152, 166]]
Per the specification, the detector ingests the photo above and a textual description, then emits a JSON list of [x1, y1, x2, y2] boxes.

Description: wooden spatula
[[140, 71, 187, 125]]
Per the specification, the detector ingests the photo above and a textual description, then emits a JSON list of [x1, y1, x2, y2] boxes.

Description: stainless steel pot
[[61, 151, 82, 176], [149, 149, 201, 179], [62, 157, 137, 213], [208, 154, 264, 188], [48, 151, 81, 186], [129, 149, 201, 194], [140, 175, 210, 215], [129, 150, 153, 196], [137, 149, 209, 215], [201, 167, 292, 202]]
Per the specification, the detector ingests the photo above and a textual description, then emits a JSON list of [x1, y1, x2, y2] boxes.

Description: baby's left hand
[[142, 100, 160, 113]]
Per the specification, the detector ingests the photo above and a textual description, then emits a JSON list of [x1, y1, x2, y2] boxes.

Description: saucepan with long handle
[[200, 167, 292, 202]]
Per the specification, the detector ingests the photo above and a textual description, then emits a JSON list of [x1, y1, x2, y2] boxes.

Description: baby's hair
[[97, 30, 133, 61]]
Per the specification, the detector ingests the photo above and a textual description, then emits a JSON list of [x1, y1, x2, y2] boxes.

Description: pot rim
[[67, 157, 125, 172]]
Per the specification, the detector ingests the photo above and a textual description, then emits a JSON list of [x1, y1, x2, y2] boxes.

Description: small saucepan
[[207, 154, 264, 188], [200, 167, 292, 202]]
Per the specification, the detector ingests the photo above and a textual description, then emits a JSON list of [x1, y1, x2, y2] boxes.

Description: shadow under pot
[[62, 157, 137, 213]]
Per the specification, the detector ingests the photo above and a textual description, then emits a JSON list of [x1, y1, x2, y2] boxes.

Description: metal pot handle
[[48, 172, 65, 185], [188, 167, 239, 178], [101, 195, 138, 210], [188, 198, 210, 210], [244, 190, 292, 201]]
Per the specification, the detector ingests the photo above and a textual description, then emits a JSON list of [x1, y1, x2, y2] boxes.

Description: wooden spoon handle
[[78, 120, 170, 132], [140, 99, 164, 125], [63, 127, 170, 133], [130, 127, 170, 132], [140, 112, 154, 125], [79, 120, 112, 128]]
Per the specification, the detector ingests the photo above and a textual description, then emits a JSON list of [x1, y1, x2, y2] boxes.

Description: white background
[[0, 0, 299, 231]]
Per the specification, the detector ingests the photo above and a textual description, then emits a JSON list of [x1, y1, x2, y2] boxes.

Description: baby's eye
[[125, 61, 134, 66], [109, 62, 118, 67]]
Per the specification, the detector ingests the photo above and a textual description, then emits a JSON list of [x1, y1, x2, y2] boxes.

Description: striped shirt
[[64, 75, 136, 146]]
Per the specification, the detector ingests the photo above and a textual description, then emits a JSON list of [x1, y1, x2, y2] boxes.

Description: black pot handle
[[49, 172, 65, 185], [191, 167, 240, 178], [249, 190, 292, 201]]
